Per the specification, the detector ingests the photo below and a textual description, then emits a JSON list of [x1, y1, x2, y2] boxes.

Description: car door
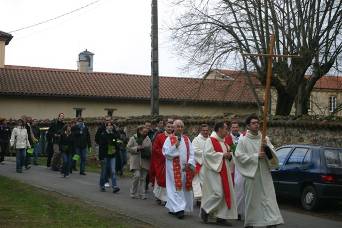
[[277, 147, 311, 197], [272, 147, 294, 192]]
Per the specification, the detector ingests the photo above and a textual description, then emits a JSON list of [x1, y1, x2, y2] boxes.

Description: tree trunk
[[295, 79, 311, 116], [275, 90, 295, 115]]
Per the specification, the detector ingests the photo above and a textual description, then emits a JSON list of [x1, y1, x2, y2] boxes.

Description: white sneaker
[[104, 182, 110, 188]]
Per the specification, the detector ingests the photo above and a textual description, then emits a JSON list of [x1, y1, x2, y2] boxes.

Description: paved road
[[1, 161, 341, 228]]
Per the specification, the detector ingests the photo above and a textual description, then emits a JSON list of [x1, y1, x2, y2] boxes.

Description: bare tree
[[171, 0, 342, 116]]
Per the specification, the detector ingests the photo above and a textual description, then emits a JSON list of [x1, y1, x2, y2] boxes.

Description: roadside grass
[[0, 175, 152, 228]]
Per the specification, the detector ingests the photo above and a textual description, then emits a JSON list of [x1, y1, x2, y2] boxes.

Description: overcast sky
[[1, 0, 195, 77]]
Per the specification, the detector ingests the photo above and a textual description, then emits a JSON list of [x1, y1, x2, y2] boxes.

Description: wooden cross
[[241, 34, 300, 149]]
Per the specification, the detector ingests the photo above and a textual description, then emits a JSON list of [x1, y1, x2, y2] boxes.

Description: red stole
[[150, 132, 167, 187], [210, 137, 232, 209], [224, 135, 233, 146], [224, 135, 235, 184], [170, 135, 194, 191], [195, 162, 202, 174]]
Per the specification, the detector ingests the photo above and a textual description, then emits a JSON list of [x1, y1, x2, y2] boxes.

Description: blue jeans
[[75, 147, 87, 173], [16, 149, 26, 171], [33, 143, 41, 163], [100, 157, 117, 188], [62, 153, 71, 176]]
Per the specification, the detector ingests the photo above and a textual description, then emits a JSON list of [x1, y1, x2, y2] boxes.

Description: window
[[104, 108, 116, 117], [324, 149, 342, 168], [276, 147, 292, 166], [329, 96, 337, 112], [286, 148, 309, 167], [303, 150, 312, 164], [74, 108, 84, 117]]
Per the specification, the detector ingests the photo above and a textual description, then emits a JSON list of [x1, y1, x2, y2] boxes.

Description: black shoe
[[100, 187, 106, 192], [113, 187, 120, 193], [25, 165, 31, 170], [238, 214, 242, 221], [80, 172, 86, 175], [245, 226, 254, 228], [156, 199, 162, 205], [176, 210, 184, 219], [216, 218, 232, 226], [168, 211, 176, 216], [201, 208, 208, 223]]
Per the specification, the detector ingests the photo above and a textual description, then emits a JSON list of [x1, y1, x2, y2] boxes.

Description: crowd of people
[[148, 114, 284, 227], [0, 113, 284, 228]]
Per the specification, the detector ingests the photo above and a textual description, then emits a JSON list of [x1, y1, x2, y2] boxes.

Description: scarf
[[170, 135, 194, 191], [210, 136, 232, 209]]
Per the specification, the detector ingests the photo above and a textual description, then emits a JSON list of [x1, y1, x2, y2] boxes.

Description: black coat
[[47, 120, 64, 144], [71, 124, 91, 149], [59, 132, 74, 154], [97, 129, 121, 160], [0, 125, 11, 143]]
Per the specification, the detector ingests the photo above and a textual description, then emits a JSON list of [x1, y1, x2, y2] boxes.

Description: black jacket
[[30, 125, 41, 142], [25, 124, 34, 145], [97, 128, 121, 160], [71, 123, 91, 149], [47, 120, 64, 144], [59, 132, 74, 154], [0, 125, 11, 143]]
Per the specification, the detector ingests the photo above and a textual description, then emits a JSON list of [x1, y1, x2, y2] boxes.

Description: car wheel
[[301, 185, 320, 211]]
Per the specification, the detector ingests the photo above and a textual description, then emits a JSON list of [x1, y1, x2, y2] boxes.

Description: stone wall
[[7, 115, 342, 151], [86, 116, 342, 148]]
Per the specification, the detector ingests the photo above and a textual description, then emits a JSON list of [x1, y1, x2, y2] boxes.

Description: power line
[[9, 0, 102, 33]]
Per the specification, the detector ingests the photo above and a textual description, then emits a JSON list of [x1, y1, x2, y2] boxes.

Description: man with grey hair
[[163, 119, 195, 219]]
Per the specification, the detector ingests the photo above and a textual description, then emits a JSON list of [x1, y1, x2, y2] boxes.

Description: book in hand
[[264, 145, 273, 160]]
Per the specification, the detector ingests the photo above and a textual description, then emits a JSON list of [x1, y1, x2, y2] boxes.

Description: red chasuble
[[150, 132, 168, 187], [210, 137, 232, 209], [224, 134, 233, 146]]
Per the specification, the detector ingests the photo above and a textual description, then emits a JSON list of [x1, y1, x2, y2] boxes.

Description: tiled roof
[[216, 69, 342, 90], [0, 65, 258, 105], [313, 76, 342, 90]]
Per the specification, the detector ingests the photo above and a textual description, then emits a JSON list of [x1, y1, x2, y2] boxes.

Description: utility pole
[[151, 0, 159, 116]]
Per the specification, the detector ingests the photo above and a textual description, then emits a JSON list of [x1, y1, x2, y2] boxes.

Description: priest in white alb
[[163, 119, 195, 219], [191, 123, 209, 204], [234, 114, 284, 228], [200, 122, 237, 225]]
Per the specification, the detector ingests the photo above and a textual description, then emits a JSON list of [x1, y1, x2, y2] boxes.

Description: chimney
[[0, 31, 13, 68], [77, 49, 94, 73]]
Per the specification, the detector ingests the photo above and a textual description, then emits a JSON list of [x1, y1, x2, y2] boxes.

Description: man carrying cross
[[234, 114, 283, 228]]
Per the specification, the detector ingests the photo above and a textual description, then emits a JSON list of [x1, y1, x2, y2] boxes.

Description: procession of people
[[0, 113, 284, 227]]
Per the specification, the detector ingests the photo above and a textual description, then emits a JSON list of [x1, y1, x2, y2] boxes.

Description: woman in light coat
[[10, 119, 31, 173], [127, 125, 152, 199]]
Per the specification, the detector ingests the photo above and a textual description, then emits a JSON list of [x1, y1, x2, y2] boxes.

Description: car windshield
[[324, 149, 342, 168]]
